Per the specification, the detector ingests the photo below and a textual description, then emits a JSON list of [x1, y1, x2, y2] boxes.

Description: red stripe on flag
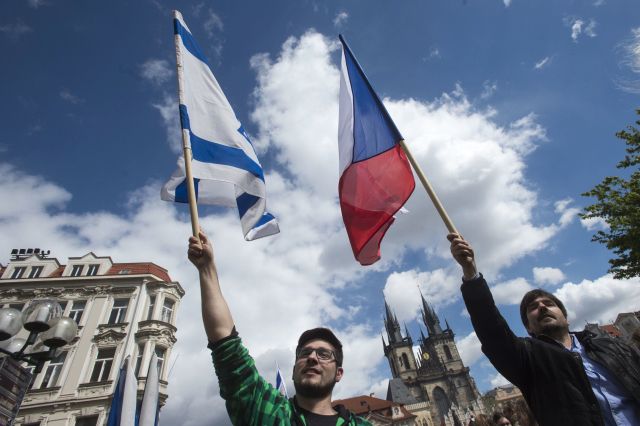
[[339, 144, 415, 265]]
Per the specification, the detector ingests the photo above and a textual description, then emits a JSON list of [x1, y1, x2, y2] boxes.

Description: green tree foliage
[[581, 109, 640, 279]]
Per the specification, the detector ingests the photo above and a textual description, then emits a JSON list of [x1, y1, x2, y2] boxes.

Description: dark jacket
[[461, 275, 640, 426]]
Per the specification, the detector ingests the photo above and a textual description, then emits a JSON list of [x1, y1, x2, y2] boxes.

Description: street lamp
[[0, 299, 78, 373]]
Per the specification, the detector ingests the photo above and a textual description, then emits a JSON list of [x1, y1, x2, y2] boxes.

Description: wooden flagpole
[[399, 139, 458, 235], [173, 10, 199, 238]]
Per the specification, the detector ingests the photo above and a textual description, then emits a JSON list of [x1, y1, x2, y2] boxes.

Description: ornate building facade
[[383, 293, 485, 426], [0, 249, 184, 425]]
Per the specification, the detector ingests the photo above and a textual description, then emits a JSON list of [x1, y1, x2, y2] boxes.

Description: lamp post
[[0, 299, 78, 373], [0, 299, 78, 425]]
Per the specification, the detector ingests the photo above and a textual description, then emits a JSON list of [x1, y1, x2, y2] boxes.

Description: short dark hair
[[519, 289, 567, 328], [296, 327, 343, 366]]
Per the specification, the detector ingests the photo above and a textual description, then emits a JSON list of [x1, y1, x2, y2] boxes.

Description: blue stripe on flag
[[190, 132, 265, 181], [254, 212, 276, 228], [179, 104, 190, 130], [236, 192, 258, 219], [175, 177, 199, 203], [341, 35, 403, 163], [173, 18, 209, 65]]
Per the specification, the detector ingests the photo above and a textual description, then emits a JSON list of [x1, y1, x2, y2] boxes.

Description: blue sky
[[2, 1, 640, 425]]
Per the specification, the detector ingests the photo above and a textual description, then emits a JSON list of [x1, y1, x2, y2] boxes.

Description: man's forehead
[[528, 296, 556, 307], [302, 338, 335, 350]]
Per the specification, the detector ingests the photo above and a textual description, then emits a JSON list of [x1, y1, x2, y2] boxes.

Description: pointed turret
[[384, 299, 403, 343], [420, 291, 443, 335]]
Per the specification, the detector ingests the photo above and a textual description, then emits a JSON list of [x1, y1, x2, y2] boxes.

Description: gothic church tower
[[383, 292, 486, 426]]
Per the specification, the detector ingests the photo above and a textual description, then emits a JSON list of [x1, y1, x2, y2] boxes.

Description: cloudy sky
[[2, 1, 640, 424]]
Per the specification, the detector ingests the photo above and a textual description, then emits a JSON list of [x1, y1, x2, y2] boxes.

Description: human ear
[[335, 367, 344, 382]]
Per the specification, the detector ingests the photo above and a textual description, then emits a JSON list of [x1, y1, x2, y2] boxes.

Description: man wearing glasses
[[449, 233, 640, 426], [188, 231, 371, 425]]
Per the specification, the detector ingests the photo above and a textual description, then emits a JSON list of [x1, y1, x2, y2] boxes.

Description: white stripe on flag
[[139, 353, 160, 426]]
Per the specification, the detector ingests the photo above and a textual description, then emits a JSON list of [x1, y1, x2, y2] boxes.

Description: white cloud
[[565, 17, 597, 42], [489, 372, 511, 388], [554, 275, 640, 327], [532, 266, 566, 286], [203, 9, 224, 37], [251, 30, 559, 281], [503, 0, 512, 7], [456, 331, 483, 366], [554, 198, 580, 227], [383, 268, 460, 324], [491, 278, 534, 305], [616, 27, 640, 94], [580, 216, 609, 231], [0, 21, 32, 39], [480, 80, 498, 100], [140, 59, 173, 87], [333, 11, 349, 27], [593, 0, 605, 6], [534, 56, 551, 70], [28, 0, 48, 8], [152, 93, 181, 154], [59, 89, 84, 104]]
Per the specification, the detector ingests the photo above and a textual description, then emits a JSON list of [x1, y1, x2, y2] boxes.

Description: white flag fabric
[[106, 357, 137, 426], [161, 11, 279, 241], [138, 353, 160, 426]]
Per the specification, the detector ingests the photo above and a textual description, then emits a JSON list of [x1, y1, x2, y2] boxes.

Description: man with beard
[[448, 234, 640, 426], [188, 230, 371, 425]]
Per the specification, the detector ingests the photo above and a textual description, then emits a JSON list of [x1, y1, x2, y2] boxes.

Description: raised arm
[[447, 233, 531, 389], [447, 233, 478, 280], [188, 230, 235, 342]]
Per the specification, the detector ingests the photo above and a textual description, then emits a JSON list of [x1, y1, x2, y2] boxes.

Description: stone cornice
[[146, 281, 185, 298]]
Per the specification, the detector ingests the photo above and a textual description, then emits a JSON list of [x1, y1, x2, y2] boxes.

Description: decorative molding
[[146, 281, 185, 298], [93, 328, 127, 345]]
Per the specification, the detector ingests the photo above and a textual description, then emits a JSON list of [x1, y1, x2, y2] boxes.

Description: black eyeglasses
[[296, 347, 336, 362]]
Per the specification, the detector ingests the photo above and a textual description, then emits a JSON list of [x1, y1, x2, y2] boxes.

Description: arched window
[[443, 345, 453, 360], [401, 353, 410, 369]]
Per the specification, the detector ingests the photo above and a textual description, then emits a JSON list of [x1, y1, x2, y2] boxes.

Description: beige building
[[0, 249, 184, 426]]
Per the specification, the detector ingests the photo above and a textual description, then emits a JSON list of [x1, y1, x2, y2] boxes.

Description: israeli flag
[[275, 363, 288, 398], [161, 11, 279, 241]]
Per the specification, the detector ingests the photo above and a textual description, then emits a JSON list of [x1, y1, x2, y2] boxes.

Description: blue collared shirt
[[570, 334, 640, 426]]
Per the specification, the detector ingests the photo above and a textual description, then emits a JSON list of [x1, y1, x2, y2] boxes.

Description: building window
[[147, 295, 156, 320], [75, 415, 99, 426], [135, 343, 144, 378], [108, 299, 128, 324], [161, 299, 175, 323], [155, 346, 166, 377], [69, 300, 86, 325], [28, 265, 44, 278], [70, 265, 83, 277], [401, 353, 410, 370], [41, 351, 67, 388], [86, 264, 100, 276], [90, 348, 115, 382], [443, 345, 453, 361], [10, 267, 26, 279]]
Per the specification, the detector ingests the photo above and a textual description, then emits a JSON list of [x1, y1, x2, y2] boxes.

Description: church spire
[[420, 291, 443, 336], [384, 299, 403, 343]]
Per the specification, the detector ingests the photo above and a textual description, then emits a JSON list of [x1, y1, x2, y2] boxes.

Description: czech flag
[[338, 35, 415, 265]]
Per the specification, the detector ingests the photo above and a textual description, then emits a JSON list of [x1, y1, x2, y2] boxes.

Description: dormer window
[[28, 265, 44, 278], [70, 265, 84, 277], [86, 264, 99, 276], [10, 267, 26, 279]]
